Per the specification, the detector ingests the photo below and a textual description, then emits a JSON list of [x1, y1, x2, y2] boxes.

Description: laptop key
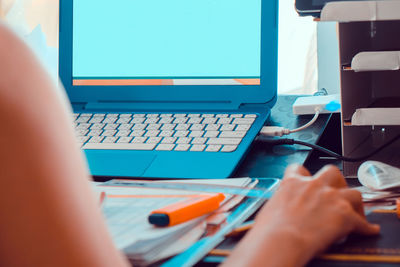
[[189, 131, 204, 137], [190, 145, 206, 152], [102, 130, 117, 136], [116, 130, 131, 137], [103, 117, 118, 123], [192, 137, 207, 145], [232, 118, 255, 125], [206, 145, 222, 152], [76, 123, 91, 129], [80, 113, 93, 117], [117, 137, 133, 143], [230, 114, 243, 118], [188, 118, 203, 124], [130, 130, 145, 137], [205, 124, 221, 131], [161, 137, 177, 144], [204, 131, 219, 138], [76, 117, 91, 123], [147, 137, 162, 143], [131, 117, 146, 124], [89, 117, 104, 123], [173, 117, 188, 124], [220, 124, 235, 131], [159, 130, 174, 137], [207, 138, 241, 145], [159, 118, 174, 124], [219, 131, 247, 138], [88, 136, 104, 143], [216, 114, 229, 118], [161, 124, 176, 130], [91, 123, 105, 130], [133, 114, 146, 118], [202, 118, 217, 124], [119, 114, 132, 118], [176, 137, 192, 144], [245, 114, 257, 118], [146, 124, 162, 130], [118, 124, 133, 130], [103, 137, 118, 143], [83, 143, 156, 150], [88, 130, 103, 136], [104, 123, 119, 130], [145, 130, 160, 137], [221, 145, 238, 152], [175, 124, 190, 131], [235, 125, 251, 131], [156, 144, 175, 151], [132, 124, 147, 130], [131, 137, 147, 143], [190, 124, 205, 131], [174, 131, 189, 137], [144, 118, 160, 124], [174, 114, 186, 117], [174, 144, 190, 151], [217, 118, 233, 124]]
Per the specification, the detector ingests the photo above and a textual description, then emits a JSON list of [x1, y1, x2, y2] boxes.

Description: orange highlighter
[[148, 193, 225, 227]]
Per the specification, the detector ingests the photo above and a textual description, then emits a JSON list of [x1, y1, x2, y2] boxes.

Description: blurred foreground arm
[[0, 23, 129, 266], [222, 165, 380, 267]]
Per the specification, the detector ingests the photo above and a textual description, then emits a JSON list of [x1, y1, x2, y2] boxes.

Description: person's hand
[[222, 164, 380, 267]]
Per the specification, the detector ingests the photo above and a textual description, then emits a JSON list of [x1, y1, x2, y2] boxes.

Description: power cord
[[255, 134, 400, 162], [260, 108, 321, 137]]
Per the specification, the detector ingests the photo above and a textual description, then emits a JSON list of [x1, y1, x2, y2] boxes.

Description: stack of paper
[[92, 178, 258, 266]]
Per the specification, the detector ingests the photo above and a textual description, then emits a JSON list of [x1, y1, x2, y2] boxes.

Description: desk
[[197, 96, 399, 267], [234, 94, 336, 179]]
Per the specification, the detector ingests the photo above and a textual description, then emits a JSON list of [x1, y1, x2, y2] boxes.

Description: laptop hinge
[[84, 101, 241, 111]]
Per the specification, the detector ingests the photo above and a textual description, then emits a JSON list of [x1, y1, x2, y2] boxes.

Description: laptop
[[59, 0, 278, 179]]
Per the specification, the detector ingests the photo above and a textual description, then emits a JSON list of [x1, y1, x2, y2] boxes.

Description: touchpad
[[84, 150, 156, 177]]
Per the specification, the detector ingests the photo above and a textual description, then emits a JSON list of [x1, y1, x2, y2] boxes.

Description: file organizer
[[320, 1, 400, 177]]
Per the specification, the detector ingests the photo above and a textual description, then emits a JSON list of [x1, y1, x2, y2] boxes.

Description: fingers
[[314, 165, 347, 188], [284, 164, 311, 179], [339, 189, 380, 235], [351, 212, 381, 236], [339, 189, 365, 217]]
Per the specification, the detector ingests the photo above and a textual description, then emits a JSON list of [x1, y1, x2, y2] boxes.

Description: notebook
[[58, 0, 278, 178]]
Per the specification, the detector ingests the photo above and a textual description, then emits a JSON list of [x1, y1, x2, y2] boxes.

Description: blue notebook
[[59, 0, 278, 178]]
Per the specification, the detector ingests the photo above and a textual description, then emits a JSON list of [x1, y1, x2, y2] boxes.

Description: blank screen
[[73, 0, 261, 86]]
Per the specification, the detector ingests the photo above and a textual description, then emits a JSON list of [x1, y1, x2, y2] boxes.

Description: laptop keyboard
[[73, 113, 257, 153]]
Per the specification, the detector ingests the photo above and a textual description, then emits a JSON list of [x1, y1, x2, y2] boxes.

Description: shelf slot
[[351, 108, 400, 126], [321, 0, 400, 22]]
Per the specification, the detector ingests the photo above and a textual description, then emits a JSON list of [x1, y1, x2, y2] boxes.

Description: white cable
[[260, 108, 322, 137], [289, 109, 320, 133]]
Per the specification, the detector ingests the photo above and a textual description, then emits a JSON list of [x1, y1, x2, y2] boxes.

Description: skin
[[222, 165, 380, 267], [0, 23, 129, 267], [0, 22, 379, 266]]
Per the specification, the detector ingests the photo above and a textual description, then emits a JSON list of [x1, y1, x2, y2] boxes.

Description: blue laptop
[[59, 0, 278, 178]]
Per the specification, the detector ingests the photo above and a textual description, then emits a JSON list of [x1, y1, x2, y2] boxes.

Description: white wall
[[317, 22, 340, 94], [278, 0, 317, 94]]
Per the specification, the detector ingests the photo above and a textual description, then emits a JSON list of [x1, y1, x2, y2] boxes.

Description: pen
[[397, 198, 400, 219], [148, 193, 225, 227]]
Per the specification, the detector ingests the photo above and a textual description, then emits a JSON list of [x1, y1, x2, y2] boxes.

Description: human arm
[[222, 164, 380, 267], [0, 23, 129, 267]]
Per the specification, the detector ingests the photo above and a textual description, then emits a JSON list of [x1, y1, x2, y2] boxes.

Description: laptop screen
[[72, 0, 261, 86]]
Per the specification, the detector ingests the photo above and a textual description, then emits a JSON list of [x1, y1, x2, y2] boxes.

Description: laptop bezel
[[59, 0, 278, 108]]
